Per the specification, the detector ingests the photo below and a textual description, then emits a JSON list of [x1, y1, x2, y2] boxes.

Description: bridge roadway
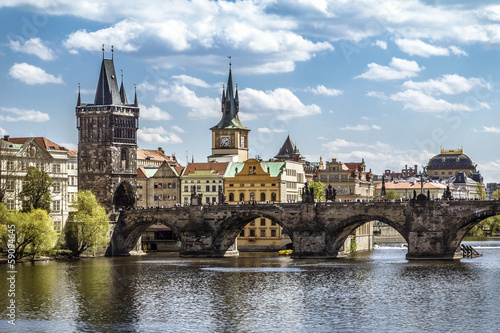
[[110, 200, 500, 260]]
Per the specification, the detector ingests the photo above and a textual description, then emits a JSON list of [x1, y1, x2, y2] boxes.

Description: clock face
[[220, 137, 230, 147]]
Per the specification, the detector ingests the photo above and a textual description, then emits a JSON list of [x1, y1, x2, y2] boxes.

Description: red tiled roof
[[8, 137, 68, 151], [182, 162, 228, 176], [174, 166, 185, 176], [137, 167, 147, 178], [67, 150, 78, 158]]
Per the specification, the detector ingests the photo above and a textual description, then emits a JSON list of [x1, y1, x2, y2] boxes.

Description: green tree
[[385, 190, 401, 200], [476, 182, 486, 200], [0, 207, 57, 259], [67, 190, 110, 257], [19, 166, 53, 213], [469, 216, 500, 236], [492, 189, 500, 200], [308, 181, 325, 201]]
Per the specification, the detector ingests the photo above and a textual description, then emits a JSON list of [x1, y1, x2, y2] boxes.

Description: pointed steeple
[[133, 84, 138, 107], [210, 61, 247, 130], [77, 83, 81, 106], [119, 70, 128, 104], [94, 57, 121, 105]]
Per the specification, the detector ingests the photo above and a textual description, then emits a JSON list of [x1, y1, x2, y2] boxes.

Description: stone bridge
[[109, 200, 500, 260]]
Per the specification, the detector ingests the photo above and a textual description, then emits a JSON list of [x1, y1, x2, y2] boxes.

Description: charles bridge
[[109, 200, 500, 260]]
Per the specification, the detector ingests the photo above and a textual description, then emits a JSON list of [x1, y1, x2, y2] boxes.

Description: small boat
[[278, 249, 293, 256]]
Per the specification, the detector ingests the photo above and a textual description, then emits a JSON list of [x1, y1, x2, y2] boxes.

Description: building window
[[212, 185, 217, 192], [197, 185, 201, 192], [229, 193, 234, 201], [7, 161, 15, 171], [206, 185, 210, 192], [6, 180, 15, 192], [250, 192, 255, 201], [271, 221, 277, 226], [53, 200, 61, 212], [240, 193, 244, 202], [271, 230, 277, 237], [260, 193, 266, 201], [240, 230, 245, 237], [271, 192, 277, 201], [249, 229, 255, 237], [6, 199, 15, 211], [229, 184, 234, 187], [53, 182, 61, 193], [260, 230, 266, 237], [184, 186, 188, 192], [260, 219, 266, 226], [250, 221, 255, 226]]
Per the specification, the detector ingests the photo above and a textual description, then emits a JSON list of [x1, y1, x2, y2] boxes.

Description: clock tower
[[208, 62, 250, 163]]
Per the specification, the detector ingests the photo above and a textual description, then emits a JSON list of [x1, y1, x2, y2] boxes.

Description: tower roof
[[211, 66, 248, 131], [274, 135, 302, 160], [94, 58, 122, 105]]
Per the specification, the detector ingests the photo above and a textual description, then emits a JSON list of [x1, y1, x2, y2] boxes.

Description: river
[[1, 238, 500, 332]]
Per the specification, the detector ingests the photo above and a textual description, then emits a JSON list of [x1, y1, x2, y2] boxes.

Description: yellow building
[[225, 159, 286, 251]]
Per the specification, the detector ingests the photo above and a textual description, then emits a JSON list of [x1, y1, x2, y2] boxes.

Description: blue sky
[[1, 0, 500, 182]]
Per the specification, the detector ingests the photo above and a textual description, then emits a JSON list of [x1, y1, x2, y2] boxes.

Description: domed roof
[[427, 148, 474, 170]]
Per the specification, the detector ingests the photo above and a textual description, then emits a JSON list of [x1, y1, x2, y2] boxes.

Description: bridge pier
[[291, 230, 338, 259], [406, 231, 456, 260]]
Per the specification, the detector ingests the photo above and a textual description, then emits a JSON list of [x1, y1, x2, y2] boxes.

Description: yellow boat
[[278, 249, 293, 256]]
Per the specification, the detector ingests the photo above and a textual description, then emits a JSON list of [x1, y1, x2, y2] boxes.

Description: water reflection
[[1, 245, 500, 332]]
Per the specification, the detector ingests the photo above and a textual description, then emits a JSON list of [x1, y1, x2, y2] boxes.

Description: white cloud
[[258, 127, 287, 133], [0, 126, 8, 136], [156, 84, 220, 119], [138, 126, 182, 144], [390, 89, 474, 112], [0, 106, 50, 122], [64, 19, 144, 53], [339, 124, 381, 131], [373, 40, 387, 50], [321, 139, 361, 152], [402, 74, 489, 95], [355, 58, 423, 81], [60, 142, 77, 150], [476, 126, 500, 133], [9, 38, 55, 60], [241, 88, 321, 120], [8, 63, 63, 85], [171, 75, 214, 88], [171, 125, 185, 133], [139, 104, 171, 121], [395, 39, 449, 57], [366, 91, 388, 100], [449, 46, 467, 56], [306, 85, 342, 96]]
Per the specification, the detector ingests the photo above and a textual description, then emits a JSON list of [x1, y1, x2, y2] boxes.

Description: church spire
[[94, 52, 121, 105], [133, 84, 138, 106], [119, 70, 128, 104]]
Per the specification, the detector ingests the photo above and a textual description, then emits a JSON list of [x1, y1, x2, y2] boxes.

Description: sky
[[1, 0, 500, 183]]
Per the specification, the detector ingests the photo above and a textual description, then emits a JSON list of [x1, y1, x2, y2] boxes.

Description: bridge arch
[[444, 208, 500, 253], [211, 209, 293, 254], [326, 214, 408, 255]]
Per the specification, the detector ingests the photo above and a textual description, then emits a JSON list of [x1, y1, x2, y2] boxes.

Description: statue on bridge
[[442, 185, 453, 200], [325, 184, 336, 201], [190, 187, 203, 206], [218, 187, 226, 204], [302, 182, 314, 203]]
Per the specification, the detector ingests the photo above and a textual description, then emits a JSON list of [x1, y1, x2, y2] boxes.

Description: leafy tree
[[0, 207, 57, 259], [67, 190, 110, 257], [308, 181, 325, 201], [385, 190, 401, 200], [476, 182, 486, 200], [492, 189, 500, 200], [469, 216, 500, 236], [19, 166, 53, 213]]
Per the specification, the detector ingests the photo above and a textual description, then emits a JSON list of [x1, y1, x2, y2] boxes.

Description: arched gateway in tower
[[76, 52, 140, 211]]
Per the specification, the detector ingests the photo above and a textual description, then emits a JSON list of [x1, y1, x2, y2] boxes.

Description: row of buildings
[[0, 54, 490, 253]]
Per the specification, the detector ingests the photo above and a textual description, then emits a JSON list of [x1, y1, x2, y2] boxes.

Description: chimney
[[3, 135, 9, 141]]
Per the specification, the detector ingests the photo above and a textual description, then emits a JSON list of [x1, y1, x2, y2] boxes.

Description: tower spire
[[119, 69, 128, 104], [77, 83, 81, 106], [133, 84, 138, 106], [102, 44, 105, 59]]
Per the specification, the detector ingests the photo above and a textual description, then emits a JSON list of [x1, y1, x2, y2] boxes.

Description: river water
[[1, 239, 500, 333]]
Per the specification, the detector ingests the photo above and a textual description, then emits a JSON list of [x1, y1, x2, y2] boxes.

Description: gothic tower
[[208, 62, 250, 163], [76, 50, 139, 211]]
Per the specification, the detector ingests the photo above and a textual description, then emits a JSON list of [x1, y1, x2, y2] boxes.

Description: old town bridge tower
[[76, 51, 139, 211]]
